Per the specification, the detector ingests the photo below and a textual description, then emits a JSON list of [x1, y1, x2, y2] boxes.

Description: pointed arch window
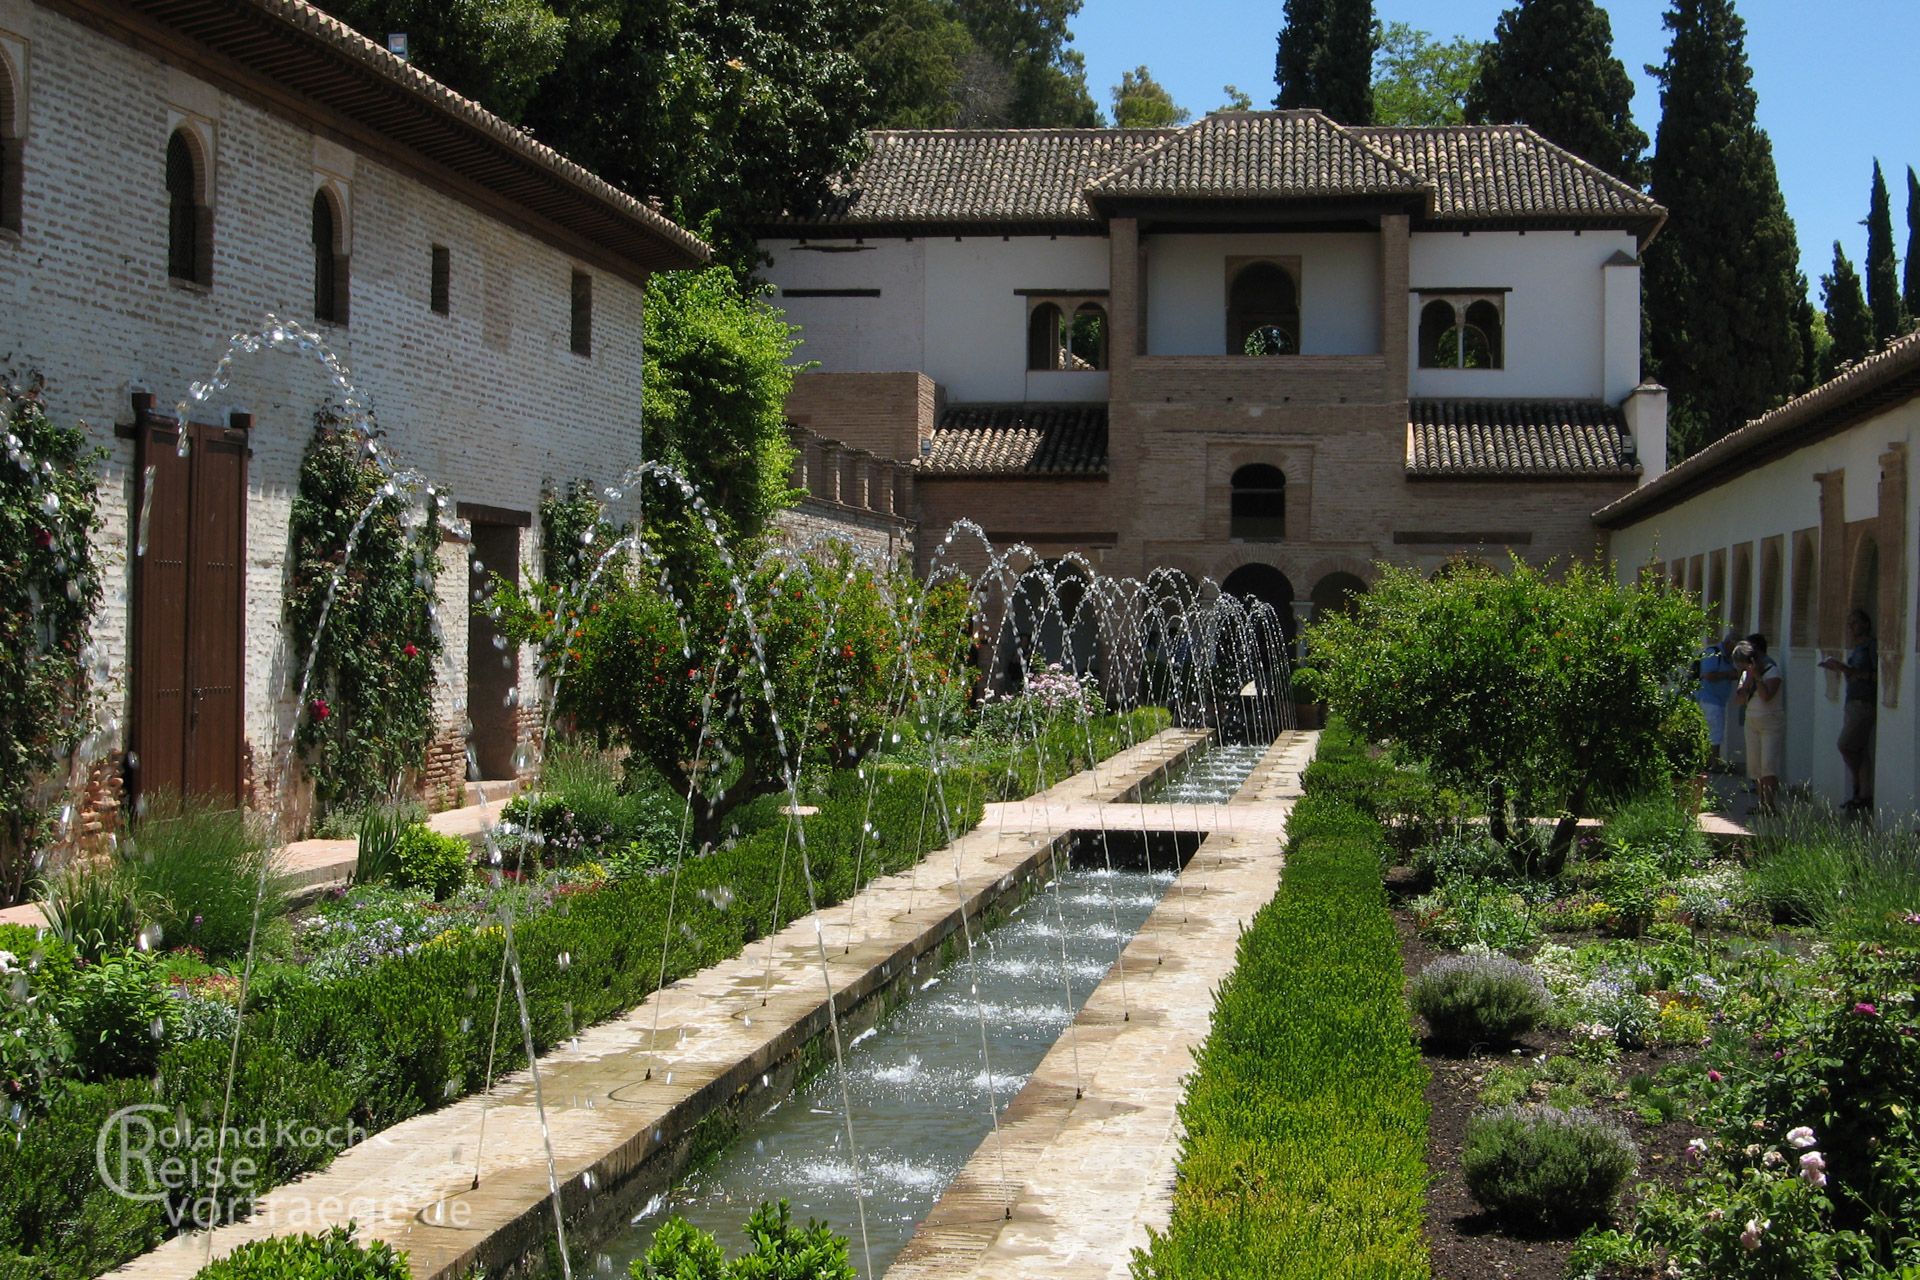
[[1230, 464, 1286, 540], [166, 129, 211, 285], [311, 187, 349, 325]]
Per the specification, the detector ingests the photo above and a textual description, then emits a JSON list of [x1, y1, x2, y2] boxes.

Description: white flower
[[1739, 1217, 1768, 1250], [1785, 1126, 1816, 1149], [0, 950, 16, 975], [1762, 1149, 1786, 1169], [1799, 1151, 1827, 1187], [1685, 1137, 1709, 1162]]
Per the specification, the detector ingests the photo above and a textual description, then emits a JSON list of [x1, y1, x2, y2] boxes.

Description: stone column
[[844, 451, 867, 510], [788, 425, 810, 492], [871, 461, 895, 515], [819, 442, 843, 504], [1378, 213, 1410, 402]]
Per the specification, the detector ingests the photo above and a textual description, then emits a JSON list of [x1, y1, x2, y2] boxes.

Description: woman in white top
[[1733, 637, 1785, 814]]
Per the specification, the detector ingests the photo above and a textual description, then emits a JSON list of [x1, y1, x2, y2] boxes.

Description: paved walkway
[[104, 731, 1214, 1280], [888, 731, 1317, 1280], [0, 793, 516, 929]]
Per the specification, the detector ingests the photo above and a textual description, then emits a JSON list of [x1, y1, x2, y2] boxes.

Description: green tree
[[1865, 160, 1905, 344], [1217, 84, 1255, 112], [859, 0, 977, 127], [955, 0, 1099, 125], [1906, 166, 1920, 322], [642, 267, 803, 542], [1308, 559, 1705, 871], [1644, 0, 1805, 452], [317, 0, 569, 121], [1371, 21, 1477, 127], [1463, 0, 1648, 183], [1793, 271, 1824, 394], [518, 0, 881, 276], [1274, 0, 1376, 124], [1822, 241, 1874, 376], [1112, 65, 1190, 128]]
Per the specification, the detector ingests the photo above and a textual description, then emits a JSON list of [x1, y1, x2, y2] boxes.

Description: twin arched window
[[1228, 262, 1299, 356], [1419, 297, 1503, 369], [1230, 464, 1286, 540], [1027, 300, 1108, 371]]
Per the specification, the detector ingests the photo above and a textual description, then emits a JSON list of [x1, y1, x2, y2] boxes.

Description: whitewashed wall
[[1407, 229, 1638, 401], [764, 235, 1110, 403], [1607, 400, 1920, 814], [1144, 231, 1380, 356], [0, 2, 651, 794]]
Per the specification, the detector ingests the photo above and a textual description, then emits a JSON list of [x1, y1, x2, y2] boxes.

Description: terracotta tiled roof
[[1087, 111, 1426, 202], [922, 404, 1109, 475], [807, 130, 1176, 229], [776, 114, 1662, 235], [1596, 331, 1920, 527], [1408, 400, 1640, 478], [118, 0, 708, 271], [1354, 126, 1663, 226]]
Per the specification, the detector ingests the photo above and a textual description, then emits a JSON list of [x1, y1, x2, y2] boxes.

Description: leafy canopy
[[1112, 65, 1190, 129], [1307, 559, 1706, 865], [1463, 0, 1647, 183], [1865, 159, 1907, 344], [1274, 0, 1376, 124], [1371, 22, 1477, 127], [1821, 241, 1875, 376]]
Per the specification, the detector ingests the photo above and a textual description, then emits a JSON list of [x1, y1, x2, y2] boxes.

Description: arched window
[[1851, 535, 1879, 618], [1027, 302, 1065, 371], [1419, 296, 1503, 368], [1729, 543, 1753, 634], [166, 129, 209, 285], [1310, 571, 1366, 617], [311, 188, 349, 325], [1463, 300, 1503, 368], [1068, 302, 1106, 370], [1790, 532, 1817, 648], [1417, 300, 1453, 367], [1230, 464, 1286, 540], [0, 61, 20, 234], [1228, 262, 1299, 356], [1758, 539, 1782, 645]]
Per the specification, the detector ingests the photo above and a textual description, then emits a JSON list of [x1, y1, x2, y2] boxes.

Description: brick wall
[[0, 2, 652, 819], [784, 370, 937, 462]]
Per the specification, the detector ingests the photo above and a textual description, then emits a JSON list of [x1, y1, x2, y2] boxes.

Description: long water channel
[[601, 741, 1267, 1276]]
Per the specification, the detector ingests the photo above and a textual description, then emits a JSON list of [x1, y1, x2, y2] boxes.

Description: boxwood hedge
[[1134, 720, 1431, 1278]]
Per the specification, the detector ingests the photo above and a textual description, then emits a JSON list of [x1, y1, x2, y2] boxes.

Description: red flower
[[1854, 1002, 1880, 1017], [34, 528, 52, 549], [310, 697, 331, 721], [403, 643, 419, 658]]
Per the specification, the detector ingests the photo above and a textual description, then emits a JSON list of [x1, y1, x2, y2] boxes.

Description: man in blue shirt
[[1695, 629, 1739, 768]]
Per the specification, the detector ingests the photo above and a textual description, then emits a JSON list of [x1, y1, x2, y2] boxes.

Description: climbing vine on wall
[[0, 378, 104, 903], [285, 416, 442, 815]]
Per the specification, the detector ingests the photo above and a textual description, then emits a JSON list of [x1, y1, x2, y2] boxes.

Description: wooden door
[[132, 411, 246, 806], [466, 521, 520, 780]]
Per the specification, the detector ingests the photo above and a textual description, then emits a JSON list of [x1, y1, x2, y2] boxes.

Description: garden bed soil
[[1395, 911, 1709, 1280]]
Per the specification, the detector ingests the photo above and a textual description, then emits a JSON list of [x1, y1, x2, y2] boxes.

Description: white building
[[755, 112, 1670, 636], [0, 0, 705, 820], [1599, 334, 1919, 815]]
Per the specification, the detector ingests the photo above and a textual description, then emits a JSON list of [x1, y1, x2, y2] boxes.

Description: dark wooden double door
[[131, 413, 247, 806]]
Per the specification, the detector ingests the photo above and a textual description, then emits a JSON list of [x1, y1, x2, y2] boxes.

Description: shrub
[[58, 950, 170, 1081], [1747, 808, 1920, 938], [353, 804, 408, 886], [40, 859, 147, 960], [1135, 717, 1430, 1277], [1601, 792, 1706, 875], [632, 1201, 854, 1280], [1409, 953, 1551, 1048], [123, 792, 284, 961], [391, 825, 470, 900], [1460, 1104, 1639, 1230], [1595, 851, 1669, 934], [191, 1226, 408, 1280], [1411, 832, 1513, 888], [1407, 879, 1538, 951]]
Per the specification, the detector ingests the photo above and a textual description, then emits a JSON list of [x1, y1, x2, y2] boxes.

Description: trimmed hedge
[[190, 1227, 408, 1280], [1134, 720, 1431, 1278]]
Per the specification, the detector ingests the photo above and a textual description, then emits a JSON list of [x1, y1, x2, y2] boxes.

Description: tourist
[[1819, 610, 1877, 810], [1733, 638, 1785, 814], [1693, 629, 1739, 766]]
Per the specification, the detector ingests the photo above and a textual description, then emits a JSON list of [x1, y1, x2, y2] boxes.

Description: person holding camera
[[1733, 637, 1784, 815]]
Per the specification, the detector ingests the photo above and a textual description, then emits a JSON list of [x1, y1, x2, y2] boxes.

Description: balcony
[[1125, 354, 1391, 407]]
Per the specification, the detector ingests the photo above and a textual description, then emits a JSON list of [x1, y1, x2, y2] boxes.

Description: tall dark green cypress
[[1905, 166, 1920, 322], [1865, 160, 1904, 344], [1273, 0, 1375, 124], [1464, 0, 1648, 183], [1644, 0, 1803, 451], [1822, 241, 1874, 376]]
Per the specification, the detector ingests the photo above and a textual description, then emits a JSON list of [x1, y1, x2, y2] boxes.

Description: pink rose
[[1855, 1002, 1879, 1017], [311, 697, 331, 721], [1708, 1068, 1724, 1083]]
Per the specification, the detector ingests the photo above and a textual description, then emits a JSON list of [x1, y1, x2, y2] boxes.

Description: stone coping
[[886, 731, 1319, 1279], [102, 729, 1213, 1280]]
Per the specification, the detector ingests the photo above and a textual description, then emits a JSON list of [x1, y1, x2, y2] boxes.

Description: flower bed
[[1135, 720, 1432, 1278]]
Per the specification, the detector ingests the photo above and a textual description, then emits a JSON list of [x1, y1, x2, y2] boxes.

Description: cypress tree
[[1644, 0, 1804, 451], [1821, 241, 1873, 376], [1904, 166, 1920, 327], [1464, 0, 1648, 183], [1274, 0, 1375, 124], [1865, 160, 1904, 344]]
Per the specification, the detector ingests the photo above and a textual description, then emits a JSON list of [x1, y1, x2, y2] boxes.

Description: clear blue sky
[[1071, 0, 1920, 292]]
